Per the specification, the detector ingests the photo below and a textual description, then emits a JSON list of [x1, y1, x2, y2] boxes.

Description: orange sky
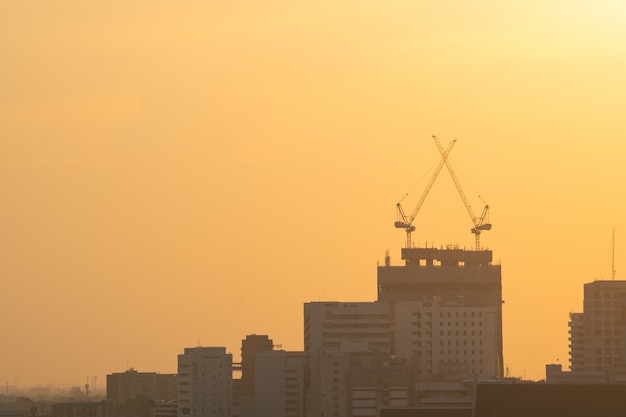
[[2, 1, 626, 387]]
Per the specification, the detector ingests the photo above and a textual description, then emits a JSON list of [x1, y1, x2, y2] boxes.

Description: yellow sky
[[2, 1, 626, 386]]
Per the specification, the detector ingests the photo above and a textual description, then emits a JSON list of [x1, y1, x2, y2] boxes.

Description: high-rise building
[[378, 246, 503, 378], [570, 280, 626, 373], [546, 280, 626, 383], [177, 347, 232, 417], [302, 246, 504, 416]]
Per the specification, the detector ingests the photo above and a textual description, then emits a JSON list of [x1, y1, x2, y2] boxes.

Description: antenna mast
[[612, 228, 616, 280]]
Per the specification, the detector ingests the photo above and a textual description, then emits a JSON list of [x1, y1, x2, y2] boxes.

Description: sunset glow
[[2, 1, 626, 386]]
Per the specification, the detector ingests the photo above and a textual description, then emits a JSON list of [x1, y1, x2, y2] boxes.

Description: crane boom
[[432, 135, 492, 250], [395, 140, 456, 248]]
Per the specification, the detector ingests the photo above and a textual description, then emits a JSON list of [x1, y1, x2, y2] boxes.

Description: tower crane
[[395, 139, 456, 248], [432, 135, 492, 250]]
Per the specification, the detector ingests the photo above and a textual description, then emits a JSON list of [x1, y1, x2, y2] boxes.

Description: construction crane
[[432, 135, 492, 250], [395, 139, 456, 248]]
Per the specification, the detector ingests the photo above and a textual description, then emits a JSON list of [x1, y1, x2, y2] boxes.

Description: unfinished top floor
[[395, 247, 494, 267]]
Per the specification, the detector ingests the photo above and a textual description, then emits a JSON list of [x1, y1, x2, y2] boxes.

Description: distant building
[[239, 334, 274, 397], [379, 383, 626, 417], [177, 347, 232, 417], [347, 352, 412, 413], [233, 334, 275, 417], [394, 301, 500, 379], [254, 350, 305, 417], [568, 312, 585, 371], [302, 246, 504, 416], [304, 301, 392, 416], [572, 280, 626, 373], [548, 280, 626, 382], [378, 246, 503, 378], [152, 400, 178, 417], [50, 402, 109, 417], [106, 369, 177, 403], [471, 382, 626, 417]]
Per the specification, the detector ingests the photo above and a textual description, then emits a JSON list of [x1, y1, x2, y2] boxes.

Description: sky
[[2, 1, 626, 387]]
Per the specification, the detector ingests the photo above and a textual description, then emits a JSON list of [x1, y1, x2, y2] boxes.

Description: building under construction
[[379, 136, 504, 379], [378, 246, 503, 378]]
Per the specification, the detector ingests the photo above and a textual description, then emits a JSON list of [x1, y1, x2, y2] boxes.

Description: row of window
[[413, 349, 486, 357], [413, 311, 485, 318], [414, 339, 484, 347]]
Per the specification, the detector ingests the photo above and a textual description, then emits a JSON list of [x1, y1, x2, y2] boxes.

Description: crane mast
[[432, 135, 492, 250], [395, 140, 456, 248]]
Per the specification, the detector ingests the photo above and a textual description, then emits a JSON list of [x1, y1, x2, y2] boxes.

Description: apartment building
[[177, 347, 232, 417]]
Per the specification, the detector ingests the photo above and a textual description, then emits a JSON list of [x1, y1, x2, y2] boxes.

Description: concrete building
[[254, 350, 305, 417], [107, 369, 177, 404], [50, 402, 110, 417], [576, 280, 626, 372], [233, 334, 275, 417], [152, 401, 178, 417], [378, 246, 503, 378], [568, 312, 585, 372], [394, 301, 500, 379], [546, 280, 626, 382], [303, 301, 393, 417], [347, 352, 412, 415], [177, 346, 232, 417], [239, 335, 274, 397], [380, 383, 626, 417]]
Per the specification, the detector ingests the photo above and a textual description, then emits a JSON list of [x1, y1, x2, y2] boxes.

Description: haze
[[1, 1, 626, 386]]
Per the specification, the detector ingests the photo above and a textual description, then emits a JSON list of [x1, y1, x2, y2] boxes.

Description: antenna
[[612, 228, 617, 280]]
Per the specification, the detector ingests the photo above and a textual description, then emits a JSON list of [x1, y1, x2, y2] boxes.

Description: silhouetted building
[[107, 369, 177, 404], [394, 301, 500, 379], [239, 335, 273, 396], [152, 400, 177, 417], [111, 396, 154, 417], [177, 347, 232, 417], [254, 350, 304, 417], [347, 352, 412, 413], [472, 382, 626, 417], [50, 402, 109, 417], [304, 301, 392, 416], [546, 280, 626, 382], [378, 246, 503, 378], [571, 280, 626, 373], [380, 382, 626, 417], [379, 408, 470, 417]]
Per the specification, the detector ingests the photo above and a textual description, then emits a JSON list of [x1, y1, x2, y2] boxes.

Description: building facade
[[177, 347, 232, 417], [254, 350, 305, 417], [394, 301, 500, 379], [303, 301, 393, 417], [553, 280, 626, 382], [107, 369, 177, 404], [378, 246, 503, 378]]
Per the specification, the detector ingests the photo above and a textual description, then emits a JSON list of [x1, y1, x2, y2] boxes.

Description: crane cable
[[397, 158, 442, 204]]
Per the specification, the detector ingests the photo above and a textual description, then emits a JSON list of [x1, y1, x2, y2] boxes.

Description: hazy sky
[[2, 1, 626, 386]]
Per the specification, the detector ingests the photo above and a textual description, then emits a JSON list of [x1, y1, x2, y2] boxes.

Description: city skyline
[[2, 1, 626, 387]]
